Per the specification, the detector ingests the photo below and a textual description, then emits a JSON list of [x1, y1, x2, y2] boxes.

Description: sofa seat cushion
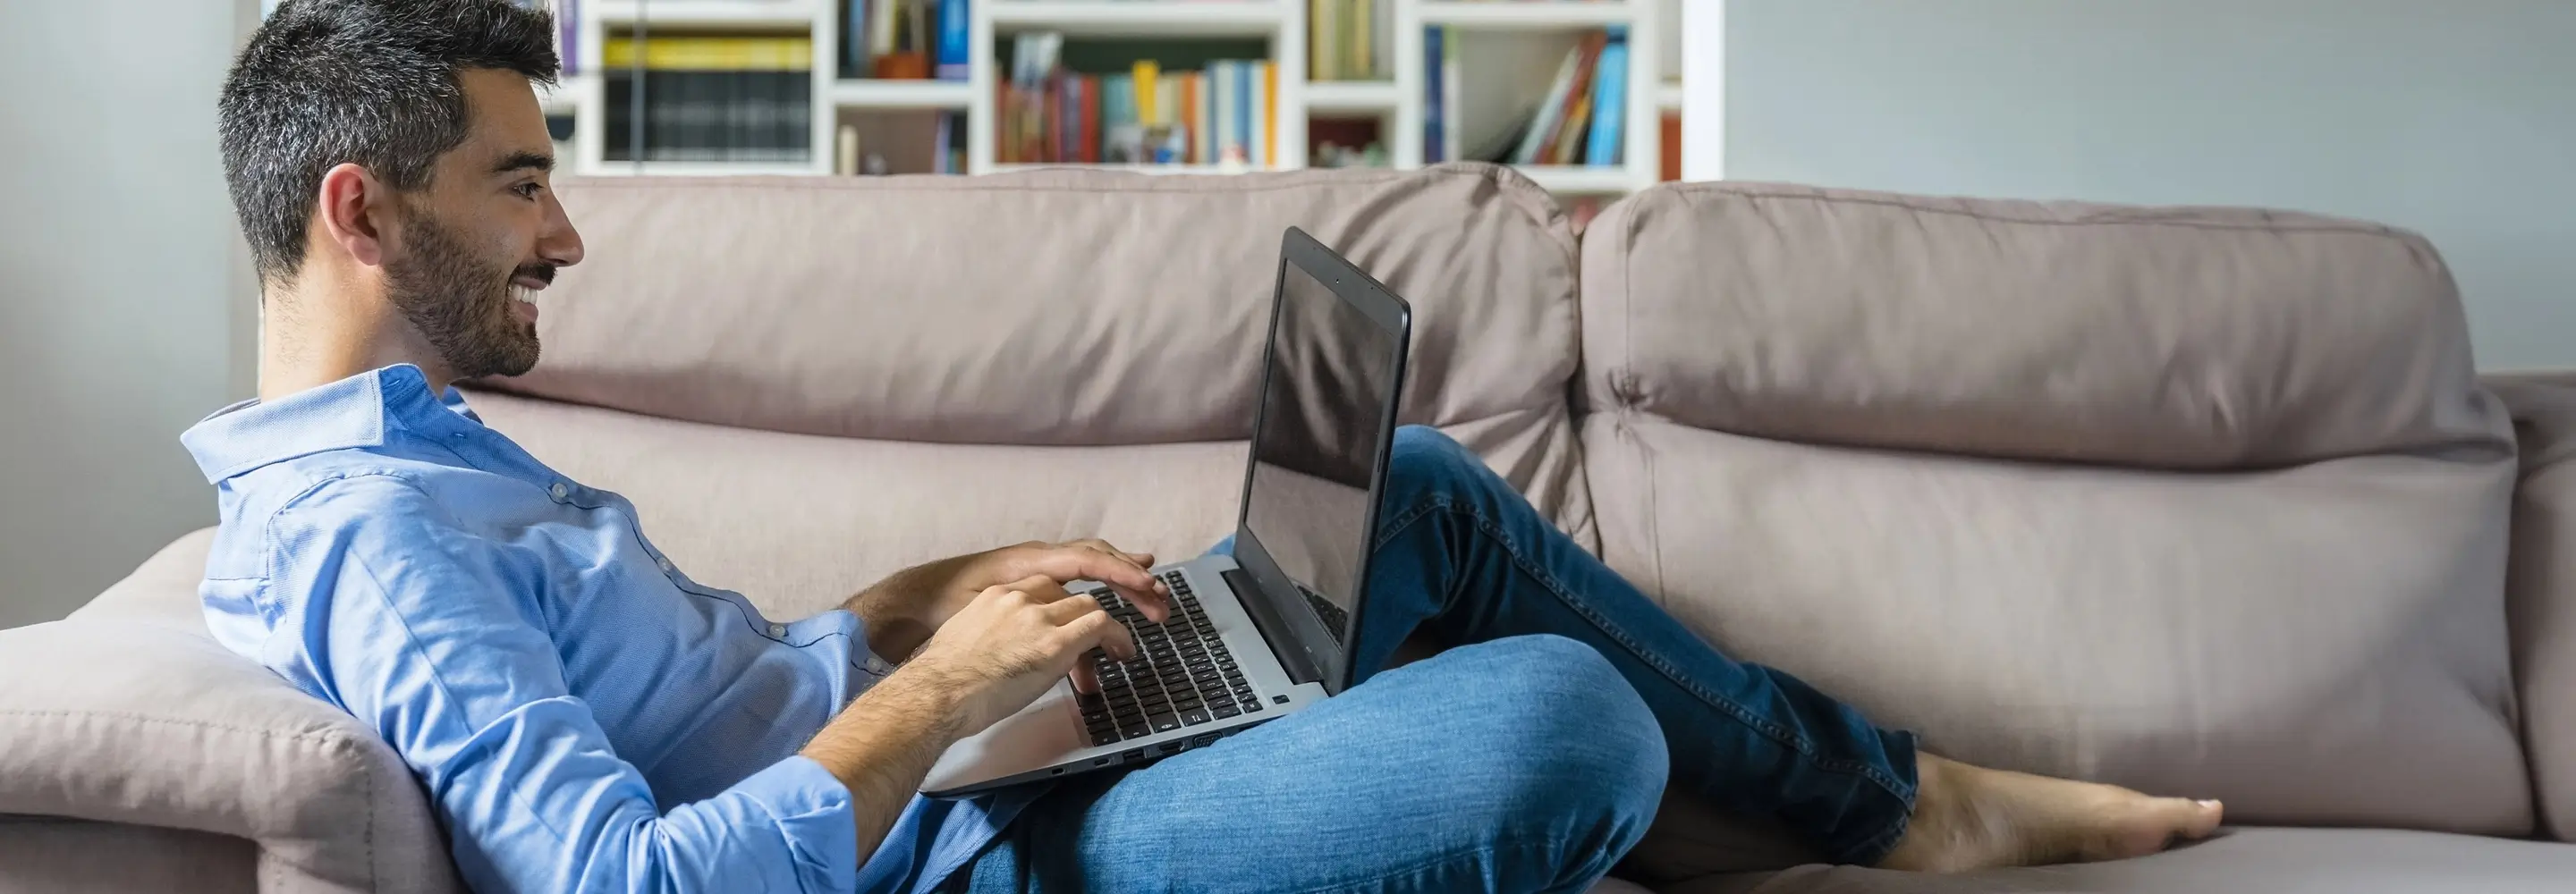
[[486, 164, 1593, 543], [1580, 182, 2526, 834], [1665, 828, 2576, 894]]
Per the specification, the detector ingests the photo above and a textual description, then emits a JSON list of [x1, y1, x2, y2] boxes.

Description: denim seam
[[1380, 493, 1916, 807]]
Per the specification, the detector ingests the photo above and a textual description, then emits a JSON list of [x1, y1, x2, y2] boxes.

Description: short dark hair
[[219, 0, 558, 283]]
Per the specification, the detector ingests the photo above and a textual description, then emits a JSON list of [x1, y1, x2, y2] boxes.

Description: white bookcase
[[553, 0, 1682, 193]]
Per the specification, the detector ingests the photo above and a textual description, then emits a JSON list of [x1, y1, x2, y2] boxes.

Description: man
[[193, 2, 2224, 891]]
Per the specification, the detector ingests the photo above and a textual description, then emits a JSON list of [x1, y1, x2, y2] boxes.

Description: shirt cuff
[[736, 755, 860, 894]]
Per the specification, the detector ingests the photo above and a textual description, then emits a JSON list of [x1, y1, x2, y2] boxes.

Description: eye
[[513, 181, 543, 200]]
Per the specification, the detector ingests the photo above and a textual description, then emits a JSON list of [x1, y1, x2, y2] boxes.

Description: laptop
[[921, 227, 1412, 797]]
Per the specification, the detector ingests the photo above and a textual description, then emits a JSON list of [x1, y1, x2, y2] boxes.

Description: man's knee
[[1418, 636, 1669, 856]]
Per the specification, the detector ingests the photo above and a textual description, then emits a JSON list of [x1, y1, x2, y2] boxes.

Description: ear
[[313, 162, 392, 269]]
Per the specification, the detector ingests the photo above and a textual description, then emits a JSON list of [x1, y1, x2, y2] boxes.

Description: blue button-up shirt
[[182, 365, 1028, 893]]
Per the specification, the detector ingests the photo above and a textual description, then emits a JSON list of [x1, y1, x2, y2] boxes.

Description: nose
[[537, 190, 585, 268]]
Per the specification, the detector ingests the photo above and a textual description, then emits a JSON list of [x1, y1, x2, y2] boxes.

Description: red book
[[1080, 75, 1101, 163], [1043, 74, 1064, 163]]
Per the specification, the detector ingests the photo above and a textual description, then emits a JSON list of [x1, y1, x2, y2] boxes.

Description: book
[[843, 0, 870, 78], [1439, 30, 1460, 164], [1513, 42, 1583, 164], [1542, 32, 1606, 164], [604, 37, 812, 164], [935, 0, 969, 80], [1310, 0, 1339, 81], [1260, 61, 1276, 166], [1348, 0, 1374, 80], [1584, 30, 1628, 166], [1422, 28, 1443, 162]]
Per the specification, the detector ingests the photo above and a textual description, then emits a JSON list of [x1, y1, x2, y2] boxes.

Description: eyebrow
[[492, 150, 555, 175]]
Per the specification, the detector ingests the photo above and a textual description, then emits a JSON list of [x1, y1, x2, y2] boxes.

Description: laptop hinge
[[1224, 568, 1324, 686]]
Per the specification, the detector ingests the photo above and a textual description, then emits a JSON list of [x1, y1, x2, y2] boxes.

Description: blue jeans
[[947, 426, 1919, 892]]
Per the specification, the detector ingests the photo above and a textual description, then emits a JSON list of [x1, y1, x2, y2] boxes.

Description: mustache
[[512, 264, 558, 287]]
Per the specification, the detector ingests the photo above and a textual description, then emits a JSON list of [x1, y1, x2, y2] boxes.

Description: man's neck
[[257, 269, 453, 401]]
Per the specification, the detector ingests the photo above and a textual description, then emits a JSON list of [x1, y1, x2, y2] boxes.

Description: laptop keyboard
[[1076, 570, 1261, 746]]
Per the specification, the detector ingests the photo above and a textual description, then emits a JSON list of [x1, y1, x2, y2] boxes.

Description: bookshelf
[[556, 0, 1682, 194]]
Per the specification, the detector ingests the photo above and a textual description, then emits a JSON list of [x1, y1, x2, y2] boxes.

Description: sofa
[[4, 164, 2574, 893]]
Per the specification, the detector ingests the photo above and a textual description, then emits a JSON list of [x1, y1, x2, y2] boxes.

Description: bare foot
[[1876, 754, 2224, 873]]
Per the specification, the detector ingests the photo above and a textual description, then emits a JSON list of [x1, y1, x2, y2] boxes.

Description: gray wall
[[0, 2, 258, 628], [1726, 0, 2576, 370]]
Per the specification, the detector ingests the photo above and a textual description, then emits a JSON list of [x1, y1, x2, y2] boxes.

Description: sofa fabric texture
[[1, 168, 2568, 893], [2493, 373, 2576, 840], [1579, 182, 2529, 835]]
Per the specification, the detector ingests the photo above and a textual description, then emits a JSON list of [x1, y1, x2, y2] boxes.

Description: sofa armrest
[[2496, 373, 2576, 841], [0, 536, 459, 894]]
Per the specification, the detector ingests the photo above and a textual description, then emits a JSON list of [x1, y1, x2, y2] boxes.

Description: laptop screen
[[1241, 257, 1402, 648]]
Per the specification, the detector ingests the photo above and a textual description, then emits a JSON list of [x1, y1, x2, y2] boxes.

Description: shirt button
[[548, 482, 569, 500], [767, 623, 786, 637], [867, 656, 892, 674], [656, 556, 674, 572]]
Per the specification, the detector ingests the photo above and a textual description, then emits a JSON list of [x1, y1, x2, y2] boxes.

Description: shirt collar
[[181, 364, 474, 483]]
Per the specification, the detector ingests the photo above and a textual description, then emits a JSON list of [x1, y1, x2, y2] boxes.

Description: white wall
[[1694, 0, 2576, 370], [0, 1, 259, 628]]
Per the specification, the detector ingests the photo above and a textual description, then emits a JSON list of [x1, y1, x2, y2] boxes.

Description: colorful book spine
[[1217, 61, 1244, 164], [1585, 30, 1628, 166], [1514, 44, 1582, 164], [843, 0, 869, 78], [935, 0, 969, 80], [1310, 0, 1338, 80], [1259, 61, 1276, 167], [1422, 29, 1443, 162]]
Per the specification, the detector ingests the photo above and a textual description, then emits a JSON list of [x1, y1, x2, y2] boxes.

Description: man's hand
[[849, 539, 1172, 663], [903, 575, 1141, 733], [795, 575, 1140, 861]]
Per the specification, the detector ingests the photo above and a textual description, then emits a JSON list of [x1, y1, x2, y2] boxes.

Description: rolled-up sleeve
[[277, 475, 860, 894]]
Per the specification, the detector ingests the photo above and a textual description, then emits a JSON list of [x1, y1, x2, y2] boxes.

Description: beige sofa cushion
[[0, 819, 256, 894], [1667, 827, 2576, 894], [2494, 372, 2576, 841], [486, 164, 1592, 542], [1579, 181, 2494, 470], [1580, 182, 2527, 834], [0, 531, 461, 894]]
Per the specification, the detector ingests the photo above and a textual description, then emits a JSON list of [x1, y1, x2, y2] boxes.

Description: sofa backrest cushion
[[1578, 181, 2529, 834], [483, 165, 1592, 542], [1580, 181, 2495, 470]]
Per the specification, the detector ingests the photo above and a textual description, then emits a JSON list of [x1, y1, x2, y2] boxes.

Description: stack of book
[[1426, 26, 1629, 167], [605, 36, 814, 164], [841, 0, 970, 80], [1307, 0, 1384, 81], [998, 33, 1278, 167]]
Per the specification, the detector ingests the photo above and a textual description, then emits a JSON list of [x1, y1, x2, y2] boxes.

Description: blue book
[[1423, 28, 1444, 162], [1233, 60, 1253, 164], [1585, 30, 1628, 166], [935, 0, 970, 80]]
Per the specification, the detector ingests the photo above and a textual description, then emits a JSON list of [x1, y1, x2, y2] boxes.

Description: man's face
[[381, 68, 583, 381]]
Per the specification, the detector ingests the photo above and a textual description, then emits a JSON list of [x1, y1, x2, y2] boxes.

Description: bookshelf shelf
[[1513, 164, 1635, 194], [989, 1, 1289, 36], [830, 80, 976, 109], [1416, 0, 1631, 30], [990, 163, 1253, 175], [1305, 80, 1402, 114], [589, 0, 821, 30], [600, 160, 828, 176]]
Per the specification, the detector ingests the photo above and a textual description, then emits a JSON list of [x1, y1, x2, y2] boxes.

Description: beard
[[384, 206, 550, 380]]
